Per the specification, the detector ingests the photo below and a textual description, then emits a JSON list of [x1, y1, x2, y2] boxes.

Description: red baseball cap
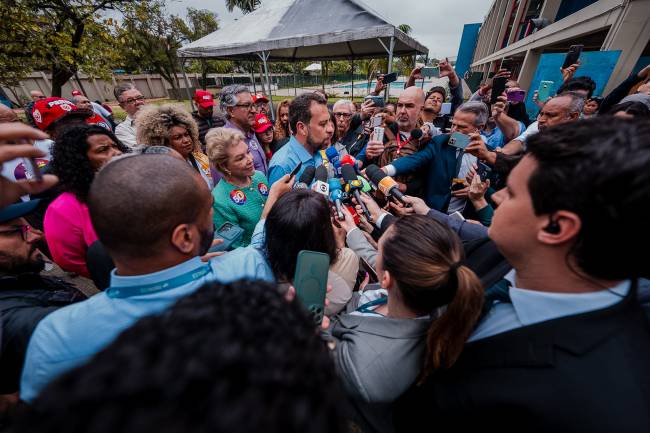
[[252, 93, 269, 104], [71, 90, 83, 96], [31, 97, 91, 131], [253, 113, 273, 133], [193, 90, 215, 108]]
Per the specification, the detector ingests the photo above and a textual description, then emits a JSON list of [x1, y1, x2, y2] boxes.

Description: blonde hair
[[205, 127, 246, 174], [135, 104, 200, 152]]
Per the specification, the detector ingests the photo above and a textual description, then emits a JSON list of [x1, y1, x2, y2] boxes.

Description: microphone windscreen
[[410, 128, 423, 141], [314, 165, 328, 182], [297, 165, 316, 185], [325, 146, 339, 162], [365, 164, 387, 185], [340, 154, 355, 166], [328, 178, 342, 191], [340, 164, 357, 183]]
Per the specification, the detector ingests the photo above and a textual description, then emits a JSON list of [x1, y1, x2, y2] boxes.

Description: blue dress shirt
[[267, 136, 323, 185], [20, 250, 273, 402], [469, 270, 630, 342]]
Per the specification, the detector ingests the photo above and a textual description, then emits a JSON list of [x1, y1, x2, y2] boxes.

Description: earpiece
[[544, 220, 561, 234]]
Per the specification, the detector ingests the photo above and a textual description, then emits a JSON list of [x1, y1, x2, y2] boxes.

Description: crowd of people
[[0, 57, 649, 433]]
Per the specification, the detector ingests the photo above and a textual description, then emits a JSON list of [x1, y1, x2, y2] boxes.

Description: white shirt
[[514, 121, 539, 150], [469, 270, 630, 342], [114, 115, 137, 148]]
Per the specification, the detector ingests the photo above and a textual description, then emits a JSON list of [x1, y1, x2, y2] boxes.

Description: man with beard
[[20, 155, 275, 402], [0, 200, 85, 395], [267, 92, 334, 185]]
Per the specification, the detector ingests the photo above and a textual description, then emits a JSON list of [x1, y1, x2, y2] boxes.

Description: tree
[[0, 0, 129, 97], [395, 24, 415, 76], [172, 8, 234, 89], [225, 0, 261, 14], [118, 1, 183, 97]]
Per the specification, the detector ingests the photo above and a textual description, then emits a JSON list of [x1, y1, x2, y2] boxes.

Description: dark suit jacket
[[393, 283, 650, 433]]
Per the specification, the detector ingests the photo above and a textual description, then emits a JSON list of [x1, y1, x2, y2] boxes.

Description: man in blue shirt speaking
[[20, 154, 273, 402], [267, 93, 333, 185]]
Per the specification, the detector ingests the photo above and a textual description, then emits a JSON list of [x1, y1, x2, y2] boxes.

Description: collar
[[108, 256, 209, 298], [505, 269, 630, 327], [124, 115, 135, 126], [288, 136, 315, 163]]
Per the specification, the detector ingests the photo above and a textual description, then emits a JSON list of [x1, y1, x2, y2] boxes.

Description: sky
[[166, 0, 492, 59]]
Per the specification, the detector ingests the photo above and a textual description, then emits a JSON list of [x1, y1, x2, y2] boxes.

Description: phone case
[[448, 132, 470, 150], [293, 250, 330, 325], [422, 67, 439, 78], [209, 222, 244, 253], [383, 72, 398, 83], [562, 45, 583, 69], [538, 80, 554, 102], [490, 77, 508, 104]]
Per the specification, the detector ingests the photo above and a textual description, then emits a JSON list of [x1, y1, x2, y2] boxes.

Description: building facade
[[469, 0, 650, 93]]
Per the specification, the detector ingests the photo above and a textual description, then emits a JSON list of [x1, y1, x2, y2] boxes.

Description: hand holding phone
[[448, 132, 471, 150], [208, 222, 245, 253], [562, 45, 583, 70], [288, 161, 302, 181], [293, 250, 330, 325], [422, 67, 439, 78], [490, 77, 508, 104]]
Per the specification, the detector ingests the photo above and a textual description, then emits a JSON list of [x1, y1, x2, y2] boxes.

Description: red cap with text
[[31, 97, 90, 131], [193, 90, 215, 108], [253, 113, 273, 133], [252, 93, 269, 104]]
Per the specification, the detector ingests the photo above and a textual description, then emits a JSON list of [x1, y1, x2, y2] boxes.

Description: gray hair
[[114, 83, 136, 101], [457, 101, 489, 127], [333, 99, 355, 112], [219, 84, 251, 115], [551, 91, 585, 115]]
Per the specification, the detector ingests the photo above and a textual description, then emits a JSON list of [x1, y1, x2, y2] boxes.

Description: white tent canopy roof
[[177, 0, 428, 61], [304, 62, 322, 71]]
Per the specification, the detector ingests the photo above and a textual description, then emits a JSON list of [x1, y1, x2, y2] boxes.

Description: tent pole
[[384, 36, 395, 102], [180, 59, 195, 110], [259, 51, 275, 122], [293, 61, 297, 97], [421, 54, 428, 89], [251, 63, 257, 94], [351, 58, 354, 100]]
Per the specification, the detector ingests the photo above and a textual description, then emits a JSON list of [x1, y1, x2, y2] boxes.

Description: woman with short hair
[[136, 104, 213, 188]]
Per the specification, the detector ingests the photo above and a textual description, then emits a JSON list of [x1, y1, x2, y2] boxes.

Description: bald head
[[0, 104, 18, 123], [30, 90, 45, 101], [72, 95, 92, 110], [88, 154, 211, 259], [396, 87, 425, 132]]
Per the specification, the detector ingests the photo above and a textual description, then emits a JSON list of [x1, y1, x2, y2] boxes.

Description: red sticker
[[230, 189, 246, 205], [258, 183, 269, 196]]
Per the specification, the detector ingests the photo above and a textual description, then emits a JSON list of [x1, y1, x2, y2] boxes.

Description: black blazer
[[393, 283, 650, 433]]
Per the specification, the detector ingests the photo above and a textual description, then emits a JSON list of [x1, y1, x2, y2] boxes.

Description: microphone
[[293, 165, 315, 189], [340, 154, 357, 169], [328, 178, 344, 220], [341, 164, 371, 221], [365, 164, 407, 206], [311, 165, 330, 197], [325, 147, 341, 176]]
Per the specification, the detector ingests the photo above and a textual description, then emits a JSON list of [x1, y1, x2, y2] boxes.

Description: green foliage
[[225, 0, 261, 14]]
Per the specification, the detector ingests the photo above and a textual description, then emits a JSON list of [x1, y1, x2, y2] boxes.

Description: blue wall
[[525, 50, 622, 119], [455, 23, 481, 78]]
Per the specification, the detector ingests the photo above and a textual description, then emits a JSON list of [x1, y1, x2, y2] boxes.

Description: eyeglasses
[[234, 103, 255, 110], [121, 95, 145, 105], [334, 112, 352, 118], [0, 224, 32, 241]]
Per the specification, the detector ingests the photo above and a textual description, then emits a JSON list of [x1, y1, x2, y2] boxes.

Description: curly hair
[[135, 104, 200, 152], [49, 124, 130, 202], [205, 127, 245, 173], [16, 280, 346, 433]]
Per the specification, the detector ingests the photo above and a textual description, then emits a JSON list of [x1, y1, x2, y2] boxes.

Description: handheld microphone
[[365, 165, 408, 206], [328, 178, 344, 221], [341, 164, 371, 221], [293, 165, 315, 189], [311, 165, 330, 197], [340, 154, 357, 170], [325, 147, 341, 176]]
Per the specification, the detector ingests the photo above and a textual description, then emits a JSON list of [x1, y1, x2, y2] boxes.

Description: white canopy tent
[[303, 62, 322, 72], [177, 0, 428, 114]]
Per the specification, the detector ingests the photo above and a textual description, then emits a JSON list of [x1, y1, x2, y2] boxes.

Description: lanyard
[[106, 264, 211, 299], [356, 295, 388, 314], [395, 132, 410, 156]]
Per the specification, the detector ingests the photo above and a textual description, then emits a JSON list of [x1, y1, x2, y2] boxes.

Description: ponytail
[[421, 264, 483, 381]]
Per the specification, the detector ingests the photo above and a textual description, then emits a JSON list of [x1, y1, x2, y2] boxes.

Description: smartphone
[[364, 95, 385, 108], [490, 76, 508, 104], [293, 250, 330, 325], [449, 211, 466, 221], [562, 44, 583, 69], [17, 139, 43, 182], [209, 222, 244, 253], [382, 72, 398, 84], [289, 161, 302, 180], [448, 132, 471, 150], [506, 89, 526, 103], [440, 102, 452, 115], [422, 66, 439, 78], [371, 115, 382, 128], [538, 80, 554, 103], [476, 161, 492, 181]]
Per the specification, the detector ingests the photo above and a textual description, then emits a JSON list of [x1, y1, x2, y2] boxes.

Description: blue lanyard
[[356, 296, 388, 314], [106, 264, 212, 299]]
